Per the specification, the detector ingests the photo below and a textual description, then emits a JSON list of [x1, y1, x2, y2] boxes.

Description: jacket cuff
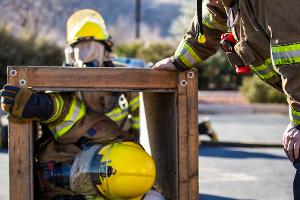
[[173, 39, 203, 70], [170, 56, 189, 71], [289, 106, 300, 126]]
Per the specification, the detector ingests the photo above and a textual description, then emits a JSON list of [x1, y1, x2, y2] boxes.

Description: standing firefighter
[[153, 0, 300, 198], [0, 9, 165, 200]]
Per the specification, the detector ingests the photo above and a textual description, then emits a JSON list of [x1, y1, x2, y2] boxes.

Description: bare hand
[[283, 123, 300, 162], [152, 57, 178, 71]]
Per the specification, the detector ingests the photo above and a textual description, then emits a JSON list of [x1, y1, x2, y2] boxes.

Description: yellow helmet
[[97, 142, 156, 200], [66, 9, 110, 45], [70, 142, 156, 199]]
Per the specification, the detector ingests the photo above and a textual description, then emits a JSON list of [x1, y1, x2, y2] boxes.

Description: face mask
[[65, 40, 106, 67]]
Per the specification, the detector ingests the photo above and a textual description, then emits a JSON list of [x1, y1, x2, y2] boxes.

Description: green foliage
[[240, 75, 286, 103], [136, 43, 175, 63], [0, 28, 64, 88], [198, 49, 242, 90], [114, 41, 175, 64], [114, 42, 144, 58]]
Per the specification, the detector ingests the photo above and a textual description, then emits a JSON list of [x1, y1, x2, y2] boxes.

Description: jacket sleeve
[[41, 93, 86, 139], [128, 93, 140, 137], [267, 0, 300, 125], [172, 0, 227, 71]]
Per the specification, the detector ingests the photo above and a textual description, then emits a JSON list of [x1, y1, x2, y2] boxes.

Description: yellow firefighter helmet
[[70, 141, 156, 199], [66, 9, 110, 45], [96, 142, 156, 200]]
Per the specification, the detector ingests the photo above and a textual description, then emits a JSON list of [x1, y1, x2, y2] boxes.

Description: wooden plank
[[177, 72, 189, 200], [9, 122, 34, 200], [143, 92, 177, 200], [186, 70, 199, 200], [7, 66, 177, 91]]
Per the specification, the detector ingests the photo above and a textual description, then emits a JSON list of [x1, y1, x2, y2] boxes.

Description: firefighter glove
[[0, 84, 52, 121], [283, 123, 300, 162]]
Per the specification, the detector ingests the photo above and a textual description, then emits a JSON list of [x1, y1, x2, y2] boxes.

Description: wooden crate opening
[[8, 66, 198, 200]]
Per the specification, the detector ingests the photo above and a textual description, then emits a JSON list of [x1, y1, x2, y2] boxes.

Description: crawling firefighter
[[0, 9, 165, 200]]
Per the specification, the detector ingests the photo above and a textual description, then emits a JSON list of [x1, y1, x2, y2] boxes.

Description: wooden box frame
[[7, 66, 198, 200]]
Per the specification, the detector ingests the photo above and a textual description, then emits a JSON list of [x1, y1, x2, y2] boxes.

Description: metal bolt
[[180, 80, 188, 87], [19, 79, 27, 86], [188, 71, 195, 79], [10, 70, 17, 76]]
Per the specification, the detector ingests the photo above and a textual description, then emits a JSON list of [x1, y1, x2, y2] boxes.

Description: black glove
[[0, 84, 53, 121]]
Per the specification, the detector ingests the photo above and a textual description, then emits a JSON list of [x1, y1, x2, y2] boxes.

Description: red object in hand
[[235, 65, 251, 74], [220, 32, 236, 52]]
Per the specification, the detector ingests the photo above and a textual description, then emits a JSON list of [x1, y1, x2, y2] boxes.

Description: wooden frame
[[8, 66, 198, 200]]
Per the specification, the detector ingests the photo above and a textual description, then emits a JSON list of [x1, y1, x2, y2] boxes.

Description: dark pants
[[293, 161, 300, 200]]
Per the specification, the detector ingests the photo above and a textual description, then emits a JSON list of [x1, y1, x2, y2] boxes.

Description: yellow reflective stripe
[[175, 40, 185, 57], [250, 58, 278, 80], [129, 96, 140, 112], [41, 94, 64, 123], [184, 43, 202, 63], [271, 43, 300, 66], [272, 43, 300, 53], [174, 40, 202, 69], [105, 107, 121, 117], [202, 12, 227, 31], [50, 96, 86, 139], [131, 116, 140, 129], [131, 123, 140, 129], [290, 106, 300, 125], [106, 107, 128, 121]]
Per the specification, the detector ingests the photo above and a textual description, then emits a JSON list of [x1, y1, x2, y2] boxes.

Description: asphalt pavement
[[0, 93, 295, 200], [199, 102, 294, 200]]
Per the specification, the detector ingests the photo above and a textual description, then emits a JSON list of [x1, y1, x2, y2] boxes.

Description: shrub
[[0, 28, 64, 88], [135, 42, 175, 63], [198, 49, 242, 90], [240, 75, 286, 103], [114, 41, 175, 64], [114, 42, 144, 58]]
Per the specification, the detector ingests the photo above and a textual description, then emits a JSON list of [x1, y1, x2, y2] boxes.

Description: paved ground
[[0, 91, 295, 200], [0, 148, 8, 200], [198, 91, 294, 200]]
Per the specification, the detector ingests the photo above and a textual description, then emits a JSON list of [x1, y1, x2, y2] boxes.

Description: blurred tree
[[0, 0, 80, 43], [240, 75, 286, 103], [169, 0, 196, 42], [198, 49, 242, 90], [0, 28, 64, 88], [114, 41, 175, 64]]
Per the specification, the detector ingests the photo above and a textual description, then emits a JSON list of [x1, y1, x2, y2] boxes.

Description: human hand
[[283, 123, 300, 162], [152, 57, 178, 71]]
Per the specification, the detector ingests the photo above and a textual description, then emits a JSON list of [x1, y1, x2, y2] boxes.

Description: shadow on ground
[[0, 148, 8, 154], [199, 193, 255, 200], [200, 147, 286, 160]]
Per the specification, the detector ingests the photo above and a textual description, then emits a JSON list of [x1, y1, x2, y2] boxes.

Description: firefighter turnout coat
[[173, 0, 300, 125]]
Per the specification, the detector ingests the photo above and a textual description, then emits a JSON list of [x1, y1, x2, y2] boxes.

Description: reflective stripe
[[202, 10, 227, 31], [272, 43, 300, 66], [106, 108, 128, 122], [131, 116, 140, 129], [49, 96, 86, 139], [174, 40, 202, 69], [41, 94, 64, 123], [250, 58, 278, 80], [290, 106, 300, 125], [129, 96, 139, 112]]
